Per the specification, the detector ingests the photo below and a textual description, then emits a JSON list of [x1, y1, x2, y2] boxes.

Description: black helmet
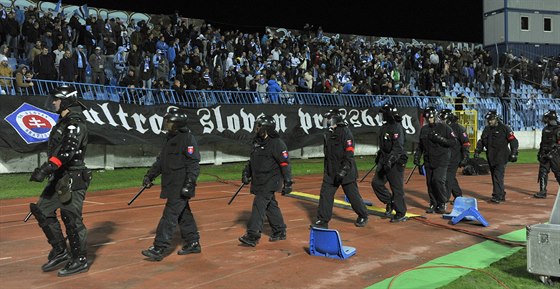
[[423, 106, 437, 119], [438, 108, 457, 123], [380, 104, 401, 122], [543, 110, 557, 124], [51, 85, 78, 113], [323, 109, 345, 128], [254, 114, 277, 138], [485, 110, 498, 120], [163, 106, 188, 133]]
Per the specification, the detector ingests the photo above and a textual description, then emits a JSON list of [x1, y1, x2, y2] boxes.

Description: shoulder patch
[[463, 132, 468, 138], [282, 150, 289, 159], [346, 139, 353, 146], [187, 146, 194, 154], [393, 133, 399, 139]]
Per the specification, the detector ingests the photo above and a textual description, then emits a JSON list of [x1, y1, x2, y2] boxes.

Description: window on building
[[544, 18, 552, 32], [521, 16, 529, 31]]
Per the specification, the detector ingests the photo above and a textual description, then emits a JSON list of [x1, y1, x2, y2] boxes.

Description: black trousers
[[372, 165, 406, 216], [154, 197, 199, 248], [538, 157, 560, 191], [489, 163, 506, 200], [446, 159, 463, 199], [424, 163, 448, 206], [317, 180, 368, 223], [247, 191, 286, 237]]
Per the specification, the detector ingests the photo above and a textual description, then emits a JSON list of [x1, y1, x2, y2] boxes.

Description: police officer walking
[[414, 107, 456, 214], [371, 104, 409, 222], [534, 110, 560, 198], [310, 109, 369, 229], [474, 110, 519, 203], [141, 107, 201, 261], [439, 109, 470, 202], [239, 115, 293, 247], [29, 85, 92, 277]]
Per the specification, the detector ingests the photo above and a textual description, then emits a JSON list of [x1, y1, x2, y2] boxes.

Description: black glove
[[281, 180, 293, 195], [383, 154, 398, 172], [334, 169, 347, 186], [459, 157, 469, 167], [30, 162, 57, 182], [473, 152, 480, 159], [509, 153, 518, 163], [241, 168, 251, 185], [143, 175, 154, 188], [413, 154, 421, 166], [181, 179, 195, 199]]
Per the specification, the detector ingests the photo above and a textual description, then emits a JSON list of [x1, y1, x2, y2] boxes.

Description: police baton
[[227, 183, 245, 205], [405, 164, 419, 184], [23, 211, 33, 222], [359, 163, 377, 183], [128, 185, 149, 206]]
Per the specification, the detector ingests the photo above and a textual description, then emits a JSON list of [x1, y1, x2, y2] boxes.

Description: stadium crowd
[[0, 3, 559, 101]]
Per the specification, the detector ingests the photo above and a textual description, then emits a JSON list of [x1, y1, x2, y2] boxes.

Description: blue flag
[[54, 0, 62, 13]]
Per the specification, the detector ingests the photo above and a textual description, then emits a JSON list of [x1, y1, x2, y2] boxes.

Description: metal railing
[[1, 76, 559, 131]]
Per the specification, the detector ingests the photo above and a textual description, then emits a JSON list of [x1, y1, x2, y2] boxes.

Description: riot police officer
[[371, 104, 409, 222], [310, 109, 369, 229], [29, 85, 92, 277], [474, 110, 519, 203], [534, 110, 560, 198], [239, 115, 293, 247], [141, 106, 201, 260], [439, 109, 470, 202], [414, 107, 456, 214]]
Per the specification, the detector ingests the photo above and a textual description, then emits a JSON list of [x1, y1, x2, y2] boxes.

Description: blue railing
[[1, 77, 559, 131]]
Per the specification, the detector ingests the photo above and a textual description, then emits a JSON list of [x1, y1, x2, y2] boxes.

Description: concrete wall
[[0, 131, 541, 173]]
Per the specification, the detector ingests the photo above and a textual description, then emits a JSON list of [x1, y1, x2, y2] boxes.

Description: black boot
[[42, 243, 70, 272], [142, 246, 166, 261], [177, 241, 201, 255], [239, 234, 260, 247], [354, 216, 368, 227], [309, 219, 328, 229], [58, 256, 88, 277], [534, 177, 547, 198], [383, 203, 393, 218], [269, 231, 287, 242]]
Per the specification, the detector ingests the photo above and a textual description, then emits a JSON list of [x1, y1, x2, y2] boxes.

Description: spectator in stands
[[14, 64, 34, 94], [53, 43, 65, 77], [267, 74, 282, 103], [4, 12, 20, 58], [89, 47, 106, 85], [139, 54, 154, 89], [59, 50, 78, 83], [0, 56, 13, 94], [34, 46, 57, 80], [120, 69, 139, 87], [73, 45, 88, 83], [153, 50, 169, 82]]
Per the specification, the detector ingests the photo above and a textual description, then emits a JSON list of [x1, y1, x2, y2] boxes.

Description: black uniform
[[315, 125, 368, 227], [145, 128, 201, 252], [372, 121, 408, 220], [475, 122, 519, 202], [446, 121, 470, 200], [30, 107, 91, 275], [415, 122, 456, 212], [243, 135, 292, 241], [537, 123, 560, 195]]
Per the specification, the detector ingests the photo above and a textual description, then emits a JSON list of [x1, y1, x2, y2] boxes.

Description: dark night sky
[[62, 0, 483, 43]]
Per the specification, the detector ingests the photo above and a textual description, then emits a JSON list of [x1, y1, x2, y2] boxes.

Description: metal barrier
[[1, 76, 559, 130]]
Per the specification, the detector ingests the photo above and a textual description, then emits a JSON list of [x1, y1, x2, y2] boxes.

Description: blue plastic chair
[[309, 227, 356, 259], [443, 197, 478, 221]]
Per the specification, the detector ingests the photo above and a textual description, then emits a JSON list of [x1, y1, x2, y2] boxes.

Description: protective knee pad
[[31, 203, 65, 245], [60, 209, 86, 257]]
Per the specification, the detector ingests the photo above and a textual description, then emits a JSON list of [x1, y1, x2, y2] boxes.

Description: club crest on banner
[[4, 103, 59, 144]]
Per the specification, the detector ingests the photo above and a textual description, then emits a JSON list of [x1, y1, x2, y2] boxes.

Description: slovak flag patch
[[187, 146, 194, 154], [346, 140, 353, 146], [463, 132, 468, 138], [393, 133, 399, 139], [282, 151, 289, 159]]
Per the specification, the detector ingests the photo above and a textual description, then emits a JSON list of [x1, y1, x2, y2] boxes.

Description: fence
[[1, 76, 559, 131]]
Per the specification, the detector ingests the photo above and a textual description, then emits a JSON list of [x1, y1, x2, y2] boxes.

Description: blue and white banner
[[4, 103, 59, 145]]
